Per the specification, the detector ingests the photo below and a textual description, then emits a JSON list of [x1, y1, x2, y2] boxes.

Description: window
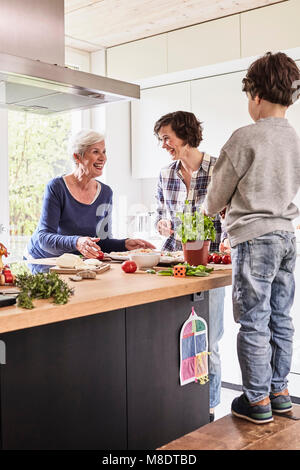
[[8, 110, 81, 260]]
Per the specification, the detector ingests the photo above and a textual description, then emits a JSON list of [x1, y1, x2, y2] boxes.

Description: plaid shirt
[[155, 153, 224, 252]]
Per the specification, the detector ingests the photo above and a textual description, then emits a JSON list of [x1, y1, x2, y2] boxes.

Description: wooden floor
[[158, 405, 300, 450]]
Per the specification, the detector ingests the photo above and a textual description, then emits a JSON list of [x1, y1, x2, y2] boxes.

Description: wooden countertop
[[0, 264, 232, 334]]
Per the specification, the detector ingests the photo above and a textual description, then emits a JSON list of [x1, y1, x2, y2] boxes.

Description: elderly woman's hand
[[125, 239, 156, 251], [76, 237, 101, 258]]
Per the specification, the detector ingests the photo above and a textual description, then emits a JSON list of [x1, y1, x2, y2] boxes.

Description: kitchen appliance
[[133, 212, 156, 235], [0, 0, 139, 114], [0, 293, 18, 308]]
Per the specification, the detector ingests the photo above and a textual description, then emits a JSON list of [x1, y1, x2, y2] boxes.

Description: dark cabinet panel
[[126, 294, 209, 450], [0, 294, 210, 450], [0, 310, 127, 450]]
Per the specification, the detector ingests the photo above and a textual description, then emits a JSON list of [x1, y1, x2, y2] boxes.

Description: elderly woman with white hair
[[26, 129, 154, 260]]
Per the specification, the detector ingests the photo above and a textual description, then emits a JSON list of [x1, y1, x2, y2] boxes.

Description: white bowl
[[129, 252, 160, 269]]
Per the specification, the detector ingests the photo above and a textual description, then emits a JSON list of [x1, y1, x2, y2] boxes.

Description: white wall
[[90, 49, 143, 239], [105, 101, 143, 238], [90, 50, 106, 137], [0, 108, 9, 246], [65, 46, 91, 129]]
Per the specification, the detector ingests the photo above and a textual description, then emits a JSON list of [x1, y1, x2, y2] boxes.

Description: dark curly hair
[[154, 111, 203, 148], [242, 51, 300, 106]]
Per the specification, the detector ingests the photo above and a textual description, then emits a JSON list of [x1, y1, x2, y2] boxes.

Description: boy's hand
[[219, 207, 227, 219], [219, 238, 231, 253]]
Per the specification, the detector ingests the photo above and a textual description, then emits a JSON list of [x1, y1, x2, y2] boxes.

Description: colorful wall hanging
[[180, 307, 209, 385]]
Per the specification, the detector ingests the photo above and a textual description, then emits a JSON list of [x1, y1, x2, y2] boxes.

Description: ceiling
[[64, 0, 286, 51]]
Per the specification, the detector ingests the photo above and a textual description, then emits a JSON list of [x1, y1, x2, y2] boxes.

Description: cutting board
[[207, 263, 232, 270], [26, 256, 112, 266], [49, 263, 111, 275], [26, 257, 58, 265]]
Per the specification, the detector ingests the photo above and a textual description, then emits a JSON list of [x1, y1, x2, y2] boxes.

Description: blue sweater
[[27, 177, 127, 258]]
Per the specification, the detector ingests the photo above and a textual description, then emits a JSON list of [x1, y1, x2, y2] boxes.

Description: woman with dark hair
[[153, 110, 227, 422], [154, 111, 206, 246]]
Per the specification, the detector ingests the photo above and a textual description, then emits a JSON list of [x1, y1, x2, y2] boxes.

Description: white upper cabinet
[[131, 81, 191, 178], [241, 0, 300, 57], [65, 46, 90, 72], [191, 71, 252, 158], [105, 1, 300, 82], [106, 35, 168, 82], [167, 15, 240, 74]]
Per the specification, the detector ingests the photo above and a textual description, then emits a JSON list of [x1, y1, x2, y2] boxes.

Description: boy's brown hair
[[242, 51, 300, 106], [154, 111, 203, 148]]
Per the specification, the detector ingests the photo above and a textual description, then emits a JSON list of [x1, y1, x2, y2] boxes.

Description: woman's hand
[[76, 237, 101, 258], [157, 219, 174, 237], [125, 239, 156, 251]]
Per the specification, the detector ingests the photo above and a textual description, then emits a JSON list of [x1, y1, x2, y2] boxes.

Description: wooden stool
[[158, 405, 300, 450]]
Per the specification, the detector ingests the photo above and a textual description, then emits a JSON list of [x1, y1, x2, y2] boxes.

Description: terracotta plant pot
[[182, 240, 211, 266]]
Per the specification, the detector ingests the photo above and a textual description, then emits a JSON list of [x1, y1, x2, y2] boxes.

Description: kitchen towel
[[180, 307, 209, 385]]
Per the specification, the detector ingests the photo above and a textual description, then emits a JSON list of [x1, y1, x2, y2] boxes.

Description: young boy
[[203, 52, 300, 424]]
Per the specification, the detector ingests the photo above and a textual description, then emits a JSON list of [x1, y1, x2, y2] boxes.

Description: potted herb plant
[[176, 202, 216, 266]]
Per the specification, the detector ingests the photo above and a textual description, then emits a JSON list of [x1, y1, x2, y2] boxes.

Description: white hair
[[68, 129, 105, 160]]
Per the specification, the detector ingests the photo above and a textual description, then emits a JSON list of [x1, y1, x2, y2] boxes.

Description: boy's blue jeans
[[231, 231, 296, 403], [208, 287, 225, 409]]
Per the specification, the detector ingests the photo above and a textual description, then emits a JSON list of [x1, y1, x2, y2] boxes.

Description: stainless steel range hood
[[0, 0, 140, 114], [0, 51, 140, 114]]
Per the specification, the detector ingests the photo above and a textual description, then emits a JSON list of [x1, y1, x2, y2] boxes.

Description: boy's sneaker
[[270, 390, 293, 414], [231, 394, 273, 424]]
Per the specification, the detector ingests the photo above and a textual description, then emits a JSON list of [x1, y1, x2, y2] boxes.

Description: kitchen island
[[0, 264, 231, 450]]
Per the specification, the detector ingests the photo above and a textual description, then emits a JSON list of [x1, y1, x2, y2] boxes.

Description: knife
[[0, 291, 19, 295]]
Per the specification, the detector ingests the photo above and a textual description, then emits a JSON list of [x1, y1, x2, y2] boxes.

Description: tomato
[[4, 273, 13, 283], [221, 254, 231, 264], [96, 251, 104, 260], [211, 253, 222, 264], [121, 260, 137, 273], [207, 253, 213, 263]]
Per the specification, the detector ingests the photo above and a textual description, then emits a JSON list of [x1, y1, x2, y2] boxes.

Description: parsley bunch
[[16, 272, 74, 309]]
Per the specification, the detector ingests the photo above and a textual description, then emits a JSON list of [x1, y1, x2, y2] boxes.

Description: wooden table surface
[[0, 262, 232, 334]]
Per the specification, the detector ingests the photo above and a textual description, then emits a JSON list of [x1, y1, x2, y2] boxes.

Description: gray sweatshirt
[[203, 117, 300, 247]]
